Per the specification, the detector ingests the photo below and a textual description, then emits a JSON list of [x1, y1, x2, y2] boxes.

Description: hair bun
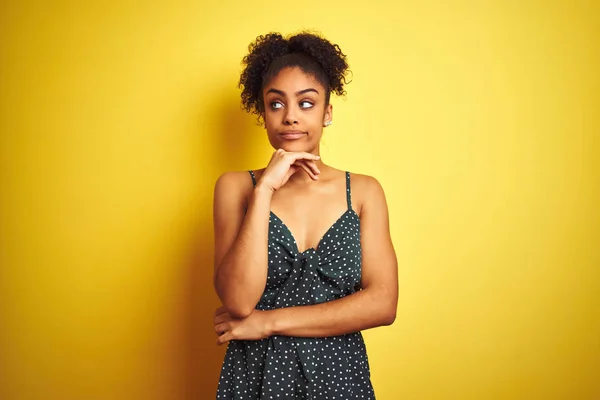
[[239, 31, 350, 124]]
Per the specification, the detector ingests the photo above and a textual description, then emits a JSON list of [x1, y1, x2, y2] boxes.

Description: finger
[[214, 322, 228, 336], [217, 331, 233, 346], [297, 152, 321, 161], [302, 160, 321, 175], [281, 165, 299, 185], [271, 148, 286, 161], [286, 152, 321, 162], [213, 312, 231, 325], [214, 306, 228, 317], [294, 161, 318, 180], [294, 161, 317, 180]]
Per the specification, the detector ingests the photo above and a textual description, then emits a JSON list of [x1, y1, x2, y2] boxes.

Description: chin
[[276, 142, 306, 152], [281, 143, 312, 153]]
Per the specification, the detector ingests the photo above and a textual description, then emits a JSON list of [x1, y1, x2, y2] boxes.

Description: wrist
[[265, 308, 281, 336], [253, 182, 275, 197]]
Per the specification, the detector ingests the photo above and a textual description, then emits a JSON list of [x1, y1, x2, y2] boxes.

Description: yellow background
[[1, 1, 598, 399]]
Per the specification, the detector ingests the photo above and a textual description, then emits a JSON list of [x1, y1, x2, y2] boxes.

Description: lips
[[279, 130, 307, 140]]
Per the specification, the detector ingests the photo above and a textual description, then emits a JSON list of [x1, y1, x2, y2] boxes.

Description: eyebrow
[[265, 88, 319, 96]]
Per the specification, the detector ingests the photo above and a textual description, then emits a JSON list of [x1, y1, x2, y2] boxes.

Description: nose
[[283, 106, 298, 125]]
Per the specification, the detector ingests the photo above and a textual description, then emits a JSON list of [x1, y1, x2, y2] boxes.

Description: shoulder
[[348, 172, 383, 191], [348, 172, 387, 215], [214, 170, 253, 190], [213, 170, 256, 208]]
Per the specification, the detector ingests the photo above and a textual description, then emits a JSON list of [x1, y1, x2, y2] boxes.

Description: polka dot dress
[[216, 171, 375, 400]]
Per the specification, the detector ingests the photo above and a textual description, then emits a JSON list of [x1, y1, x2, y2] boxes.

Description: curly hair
[[239, 31, 350, 123]]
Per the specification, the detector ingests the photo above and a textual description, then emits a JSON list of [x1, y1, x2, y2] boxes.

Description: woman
[[213, 31, 398, 399]]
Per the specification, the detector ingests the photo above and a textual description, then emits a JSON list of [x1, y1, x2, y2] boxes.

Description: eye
[[270, 101, 284, 110], [299, 100, 314, 109]]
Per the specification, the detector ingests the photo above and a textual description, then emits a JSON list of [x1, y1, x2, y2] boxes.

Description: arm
[[214, 175, 398, 343], [267, 176, 398, 337], [214, 152, 321, 319], [213, 171, 273, 318]]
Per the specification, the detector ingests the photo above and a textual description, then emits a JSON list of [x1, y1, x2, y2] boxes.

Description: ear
[[323, 103, 333, 126]]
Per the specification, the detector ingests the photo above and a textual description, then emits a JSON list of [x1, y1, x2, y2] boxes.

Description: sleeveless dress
[[216, 171, 375, 400]]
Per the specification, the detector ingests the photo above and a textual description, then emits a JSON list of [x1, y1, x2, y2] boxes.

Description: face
[[262, 67, 332, 153]]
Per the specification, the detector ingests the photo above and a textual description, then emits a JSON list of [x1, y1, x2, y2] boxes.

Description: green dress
[[216, 171, 375, 399]]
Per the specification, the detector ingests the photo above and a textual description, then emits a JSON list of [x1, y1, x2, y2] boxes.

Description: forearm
[[215, 185, 272, 317], [268, 288, 396, 337]]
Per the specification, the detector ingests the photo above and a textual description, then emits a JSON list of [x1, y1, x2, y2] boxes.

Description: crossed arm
[[212, 172, 398, 344]]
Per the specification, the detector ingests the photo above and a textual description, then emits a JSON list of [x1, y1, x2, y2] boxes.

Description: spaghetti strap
[[346, 171, 352, 210], [249, 170, 257, 187]]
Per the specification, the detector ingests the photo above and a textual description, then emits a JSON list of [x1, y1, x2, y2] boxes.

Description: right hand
[[258, 149, 321, 192]]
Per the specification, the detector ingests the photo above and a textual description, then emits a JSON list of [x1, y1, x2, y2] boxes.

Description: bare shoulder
[[348, 172, 387, 216], [213, 170, 256, 209], [215, 170, 253, 187], [348, 172, 383, 191]]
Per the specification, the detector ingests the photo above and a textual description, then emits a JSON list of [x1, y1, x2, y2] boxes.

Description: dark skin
[[212, 67, 398, 344]]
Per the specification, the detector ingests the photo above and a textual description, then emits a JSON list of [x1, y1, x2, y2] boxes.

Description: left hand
[[213, 306, 272, 345]]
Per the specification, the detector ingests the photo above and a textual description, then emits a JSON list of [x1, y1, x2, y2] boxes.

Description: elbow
[[226, 304, 254, 319], [219, 294, 256, 319], [215, 282, 259, 319], [217, 292, 255, 318], [383, 311, 396, 326], [381, 305, 397, 326], [368, 287, 397, 326]]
